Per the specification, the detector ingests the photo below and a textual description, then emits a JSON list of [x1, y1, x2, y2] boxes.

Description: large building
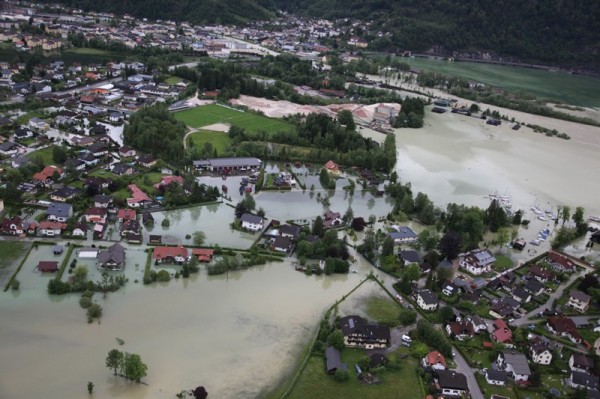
[[459, 249, 496, 275], [193, 157, 261, 173], [338, 315, 390, 349]]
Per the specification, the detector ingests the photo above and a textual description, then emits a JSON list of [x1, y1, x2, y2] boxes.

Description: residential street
[[453, 347, 484, 399]]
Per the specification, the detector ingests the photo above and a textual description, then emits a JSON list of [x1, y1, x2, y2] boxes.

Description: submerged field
[[174, 104, 294, 135], [397, 57, 600, 107]]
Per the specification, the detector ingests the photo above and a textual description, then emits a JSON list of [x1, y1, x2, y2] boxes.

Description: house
[[93, 223, 107, 240], [149, 235, 162, 245], [97, 243, 126, 271], [491, 319, 513, 345], [567, 289, 591, 312], [546, 315, 582, 343], [72, 222, 88, 237], [127, 232, 143, 244], [280, 224, 301, 240], [0, 141, 20, 156], [93, 194, 113, 208], [529, 336, 552, 365], [112, 163, 134, 176], [120, 219, 141, 238], [118, 146, 136, 158], [422, 351, 447, 370], [442, 281, 457, 297], [138, 154, 156, 168], [416, 289, 438, 311], [338, 315, 390, 349], [127, 184, 151, 208], [524, 279, 545, 296], [528, 265, 555, 283], [459, 249, 496, 275], [153, 175, 183, 190], [446, 320, 475, 341], [36, 165, 64, 183], [323, 210, 342, 228], [272, 236, 293, 253], [497, 351, 531, 382], [89, 142, 109, 158], [117, 208, 137, 222], [28, 117, 49, 131], [46, 203, 73, 222], [39, 221, 66, 236], [470, 316, 488, 333], [489, 297, 519, 319], [240, 213, 264, 232], [511, 286, 531, 303], [435, 370, 469, 397], [485, 370, 509, 386], [389, 226, 417, 244], [568, 371, 599, 391], [84, 207, 108, 224], [547, 251, 576, 273], [324, 160, 340, 174], [50, 186, 80, 202], [1, 216, 24, 235], [569, 354, 594, 373], [192, 248, 214, 263], [86, 176, 111, 191], [325, 346, 347, 375], [14, 126, 34, 139], [153, 246, 188, 264], [400, 250, 420, 265], [37, 261, 58, 272], [192, 157, 261, 173], [142, 212, 154, 226]]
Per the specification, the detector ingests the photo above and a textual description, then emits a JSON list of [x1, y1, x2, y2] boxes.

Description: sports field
[[396, 57, 600, 107], [187, 130, 232, 155], [174, 104, 294, 135]]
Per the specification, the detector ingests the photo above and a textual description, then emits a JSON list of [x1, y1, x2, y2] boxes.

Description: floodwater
[[0, 247, 386, 399]]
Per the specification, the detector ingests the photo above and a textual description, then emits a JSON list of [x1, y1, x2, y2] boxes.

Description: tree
[[381, 235, 394, 257], [342, 206, 354, 225], [561, 205, 571, 226], [337, 109, 355, 131], [87, 381, 94, 394], [87, 303, 102, 322], [469, 103, 480, 113], [436, 267, 453, 288], [193, 231, 206, 246], [193, 386, 208, 399], [106, 349, 124, 375], [572, 206, 584, 228], [327, 329, 345, 351], [485, 199, 507, 232], [351, 217, 367, 231], [417, 228, 439, 252], [438, 231, 462, 260], [439, 305, 454, 323], [411, 342, 429, 359], [399, 309, 417, 326], [72, 265, 88, 285], [52, 145, 68, 164], [123, 353, 148, 383], [312, 216, 325, 237], [496, 227, 511, 251], [404, 264, 421, 282], [333, 369, 349, 381]]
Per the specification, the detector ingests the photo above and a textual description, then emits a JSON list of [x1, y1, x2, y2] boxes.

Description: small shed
[[78, 248, 99, 259], [38, 261, 59, 272]]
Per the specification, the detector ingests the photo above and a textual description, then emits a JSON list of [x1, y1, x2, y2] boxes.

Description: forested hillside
[[37, 0, 275, 24], [279, 0, 600, 67]]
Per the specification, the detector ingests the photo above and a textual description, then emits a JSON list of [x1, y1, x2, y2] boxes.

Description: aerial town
[[0, 2, 599, 399]]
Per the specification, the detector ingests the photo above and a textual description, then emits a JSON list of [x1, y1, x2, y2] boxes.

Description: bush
[[156, 269, 171, 282], [87, 303, 102, 322], [399, 309, 417, 326], [333, 369, 349, 382], [79, 296, 92, 309], [10, 279, 20, 290]]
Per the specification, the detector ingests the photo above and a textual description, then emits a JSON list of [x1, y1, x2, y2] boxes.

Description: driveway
[[453, 347, 484, 399]]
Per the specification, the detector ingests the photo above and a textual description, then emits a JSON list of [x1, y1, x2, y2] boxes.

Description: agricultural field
[[397, 57, 600, 107], [187, 130, 231, 155], [174, 104, 294, 135]]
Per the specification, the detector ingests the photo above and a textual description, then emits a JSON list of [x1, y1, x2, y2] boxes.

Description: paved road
[[453, 347, 484, 399]]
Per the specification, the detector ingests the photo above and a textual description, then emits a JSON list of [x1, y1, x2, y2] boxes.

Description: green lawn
[[174, 104, 294, 135], [365, 296, 401, 327], [0, 241, 28, 270], [476, 374, 517, 399], [396, 56, 600, 107], [494, 254, 513, 271], [26, 146, 54, 165], [287, 349, 423, 399], [164, 75, 183, 85], [15, 111, 46, 125], [187, 130, 232, 155]]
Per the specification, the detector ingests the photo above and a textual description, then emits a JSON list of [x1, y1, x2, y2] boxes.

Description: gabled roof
[[98, 243, 125, 266], [500, 351, 531, 375], [240, 213, 263, 224], [571, 353, 594, 370], [486, 370, 509, 383], [400, 250, 420, 263], [389, 226, 417, 240], [46, 202, 72, 218], [569, 289, 591, 303], [418, 289, 438, 305], [425, 351, 447, 368], [572, 371, 600, 390], [153, 246, 188, 260], [436, 370, 468, 391]]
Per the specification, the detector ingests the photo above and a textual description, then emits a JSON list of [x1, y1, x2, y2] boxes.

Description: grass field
[[287, 348, 423, 399], [174, 104, 294, 135], [397, 57, 600, 107], [187, 130, 232, 155], [0, 241, 28, 270], [365, 296, 401, 327], [26, 146, 54, 165], [164, 75, 183, 85]]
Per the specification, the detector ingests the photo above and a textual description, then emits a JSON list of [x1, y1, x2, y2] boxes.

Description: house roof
[[425, 351, 447, 368], [486, 370, 509, 383], [46, 202, 72, 218], [548, 251, 575, 270], [280, 224, 301, 238], [437, 370, 469, 391], [448, 320, 474, 337], [339, 315, 390, 341], [389, 226, 417, 240], [325, 346, 347, 372], [98, 243, 125, 266], [571, 354, 594, 370], [418, 289, 438, 305], [524, 278, 544, 293], [512, 286, 530, 300], [529, 337, 551, 354], [572, 371, 599, 390], [569, 289, 591, 303], [93, 194, 112, 204], [501, 351, 531, 375], [400, 250, 420, 263], [51, 186, 80, 199], [127, 184, 151, 204], [548, 315, 580, 338], [153, 246, 188, 260], [39, 221, 67, 230], [240, 213, 263, 225], [85, 207, 107, 217], [272, 236, 293, 249], [38, 261, 59, 272], [492, 321, 513, 343]]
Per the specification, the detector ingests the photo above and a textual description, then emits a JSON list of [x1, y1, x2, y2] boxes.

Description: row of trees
[[106, 349, 148, 383]]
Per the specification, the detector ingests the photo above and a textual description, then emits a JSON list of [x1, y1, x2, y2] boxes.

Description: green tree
[[439, 305, 454, 323], [87, 303, 102, 322], [381, 235, 394, 257], [123, 353, 148, 383], [411, 342, 429, 359], [312, 216, 325, 237], [561, 205, 571, 226], [87, 381, 94, 394], [417, 228, 439, 252], [399, 309, 417, 326], [52, 145, 68, 164], [404, 264, 421, 282], [106, 349, 123, 375], [327, 329, 345, 351], [572, 206, 584, 227], [337, 109, 355, 130], [193, 231, 206, 246], [72, 265, 88, 285], [496, 227, 511, 251]]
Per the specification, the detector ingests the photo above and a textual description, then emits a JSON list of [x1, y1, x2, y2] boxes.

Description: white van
[[401, 334, 412, 343]]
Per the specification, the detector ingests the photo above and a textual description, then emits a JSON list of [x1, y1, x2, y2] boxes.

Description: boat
[[538, 215, 548, 221], [530, 240, 541, 246], [590, 216, 600, 223]]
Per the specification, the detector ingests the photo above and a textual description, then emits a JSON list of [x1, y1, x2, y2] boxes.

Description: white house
[[485, 370, 509, 386], [459, 248, 495, 275], [497, 351, 531, 382], [529, 337, 552, 365], [436, 370, 469, 397], [416, 289, 438, 311], [240, 213, 264, 232], [567, 289, 591, 312]]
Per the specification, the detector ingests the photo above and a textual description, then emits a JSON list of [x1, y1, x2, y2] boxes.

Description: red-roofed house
[[39, 221, 66, 236], [547, 251, 576, 273], [33, 165, 63, 186], [446, 320, 475, 341], [153, 246, 188, 264], [117, 208, 137, 222], [546, 316, 582, 343], [324, 160, 340, 174], [491, 319, 513, 345], [528, 265, 556, 283], [127, 184, 151, 207], [192, 248, 214, 262], [84, 207, 108, 224], [37, 261, 58, 272], [422, 351, 447, 370], [153, 175, 184, 190]]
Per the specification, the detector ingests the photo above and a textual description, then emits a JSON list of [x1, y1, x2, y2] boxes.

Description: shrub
[[79, 296, 92, 309], [10, 279, 20, 290], [399, 309, 417, 326], [156, 269, 170, 282], [333, 369, 349, 382], [87, 303, 102, 322]]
